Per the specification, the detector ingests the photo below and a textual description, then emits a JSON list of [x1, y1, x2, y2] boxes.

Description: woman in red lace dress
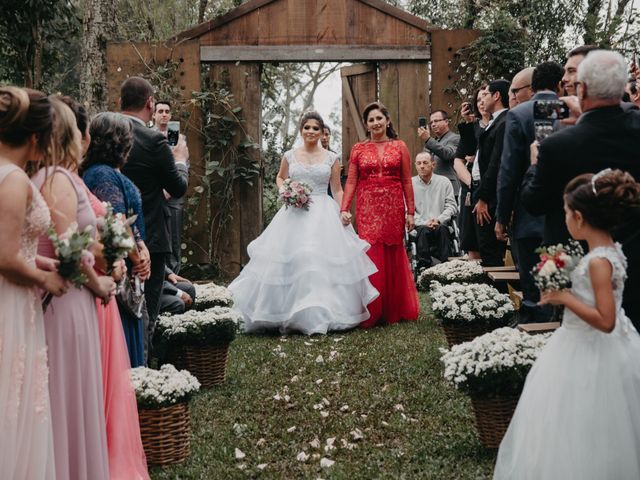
[[340, 102, 419, 327]]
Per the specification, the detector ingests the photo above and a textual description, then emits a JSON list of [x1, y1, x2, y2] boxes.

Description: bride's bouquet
[[97, 202, 136, 273], [279, 178, 313, 210], [531, 240, 584, 292], [42, 222, 94, 311]]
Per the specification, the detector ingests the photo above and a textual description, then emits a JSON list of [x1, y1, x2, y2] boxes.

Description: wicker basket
[[138, 402, 190, 466], [441, 323, 495, 348], [469, 394, 520, 449], [172, 344, 230, 388]]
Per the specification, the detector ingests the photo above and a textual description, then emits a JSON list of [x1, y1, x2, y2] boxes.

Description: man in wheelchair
[[410, 152, 459, 270]]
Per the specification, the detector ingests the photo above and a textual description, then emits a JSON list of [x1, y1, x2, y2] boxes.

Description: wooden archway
[[106, 0, 478, 276]]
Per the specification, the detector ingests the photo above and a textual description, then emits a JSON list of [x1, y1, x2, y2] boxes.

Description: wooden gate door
[[379, 61, 429, 164], [208, 62, 263, 276], [341, 63, 377, 165]]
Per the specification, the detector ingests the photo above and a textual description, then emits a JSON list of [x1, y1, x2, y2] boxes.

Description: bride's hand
[[340, 211, 352, 226]]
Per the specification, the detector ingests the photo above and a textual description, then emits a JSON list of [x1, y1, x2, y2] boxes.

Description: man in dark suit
[[521, 50, 640, 330], [496, 62, 564, 322], [120, 77, 189, 346], [471, 79, 510, 266]]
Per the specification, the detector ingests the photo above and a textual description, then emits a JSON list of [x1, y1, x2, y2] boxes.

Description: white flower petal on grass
[[329, 350, 339, 360], [333, 337, 344, 342], [350, 429, 364, 441], [304, 341, 313, 346], [235, 448, 246, 460], [340, 404, 349, 412], [296, 451, 310, 462], [320, 458, 335, 468], [290, 375, 299, 383], [324, 437, 336, 451], [381, 421, 390, 427], [315, 379, 323, 385], [257, 463, 268, 470], [315, 355, 324, 363], [287, 426, 296, 433], [393, 404, 404, 411], [320, 411, 330, 418], [256, 438, 266, 447], [310, 437, 321, 449], [237, 463, 247, 470]]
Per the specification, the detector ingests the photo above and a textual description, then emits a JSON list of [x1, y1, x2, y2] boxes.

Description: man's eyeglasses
[[429, 118, 447, 125], [510, 84, 531, 95]]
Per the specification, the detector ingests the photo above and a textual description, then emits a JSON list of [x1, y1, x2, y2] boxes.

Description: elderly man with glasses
[[417, 110, 461, 196]]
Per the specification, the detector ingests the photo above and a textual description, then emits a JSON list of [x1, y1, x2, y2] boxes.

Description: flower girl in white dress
[[494, 169, 640, 479], [229, 112, 378, 334]]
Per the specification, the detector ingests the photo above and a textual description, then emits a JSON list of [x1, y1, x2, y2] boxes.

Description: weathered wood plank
[[200, 45, 430, 61], [258, 0, 289, 45], [316, 0, 347, 44]]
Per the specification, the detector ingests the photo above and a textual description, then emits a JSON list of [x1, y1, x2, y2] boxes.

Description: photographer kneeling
[[411, 152, 458, 269]]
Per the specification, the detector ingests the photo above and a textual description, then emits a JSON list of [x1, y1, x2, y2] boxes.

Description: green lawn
[[151, 293, 497, 479]]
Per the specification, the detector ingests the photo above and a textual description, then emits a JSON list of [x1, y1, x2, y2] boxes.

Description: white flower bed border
[[130, 364, 200, 408], [418, 260, 484, 290], [430, 281, 514, 325]]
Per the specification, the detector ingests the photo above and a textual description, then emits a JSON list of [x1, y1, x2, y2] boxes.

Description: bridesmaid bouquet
[[279, 178, 313, 210], [531, 240, 584, 292], [42, 222, 94, 311], [97, 202, 136, 272]]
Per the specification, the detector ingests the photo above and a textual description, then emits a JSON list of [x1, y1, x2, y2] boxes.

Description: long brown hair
[[361, 101, 398, 139]]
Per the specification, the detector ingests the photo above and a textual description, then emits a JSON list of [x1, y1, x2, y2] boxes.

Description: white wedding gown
[[229, 149, 379, 335], [494, 244, 640, 479]]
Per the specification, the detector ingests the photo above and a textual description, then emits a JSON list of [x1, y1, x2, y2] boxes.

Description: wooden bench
[[482, 265, 517, 273], [518, 322, 560, 335], [487, 271, 520, 282]]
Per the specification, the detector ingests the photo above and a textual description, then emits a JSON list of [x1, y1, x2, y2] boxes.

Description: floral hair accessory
[[591, 168, 612, 195]]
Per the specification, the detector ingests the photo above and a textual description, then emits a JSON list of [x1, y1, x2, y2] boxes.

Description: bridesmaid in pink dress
[[59, 96, 150, 480], [0, 87, 67, 480], [32, 98, 114, 480]]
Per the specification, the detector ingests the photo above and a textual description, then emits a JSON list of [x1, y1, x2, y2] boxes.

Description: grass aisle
[[151, 293, 496, 479]]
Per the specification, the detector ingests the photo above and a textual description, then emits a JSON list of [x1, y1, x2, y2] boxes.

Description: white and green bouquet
[[440, 327, 550, 397], [279, 178, 313, 210], [417, 259, 484, 290], [157, 306, 242, 346], [42, 222, 94, 311], [531, 240, 584, 292], [193, 282, 233, 310], [430, 282, 515, 327], [97, 202, 136, 273], [129, 364, 200, 409]]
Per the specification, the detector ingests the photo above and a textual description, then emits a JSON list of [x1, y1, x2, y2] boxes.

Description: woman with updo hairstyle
[[340, 101, 419, 328], [31, 97, 112, 480], [0, 86, 66, 478], [229, 110, 379, 334], [494, 171, 640, 479]]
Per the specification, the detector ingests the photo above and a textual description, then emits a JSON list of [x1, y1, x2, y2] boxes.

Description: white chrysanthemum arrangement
[[129, 364, 200, 409], [194, 282, 234, 310], [417, 260, 484, 290], [430, 281, 515, 326], [157, 307, 242, 346], [440, 327, 550, 397]]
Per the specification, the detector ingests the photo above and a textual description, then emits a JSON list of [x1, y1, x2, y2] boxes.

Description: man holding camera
[[496, 62, 564, 323], [418, 110, 461, 196], [522, 50, 640, 330]]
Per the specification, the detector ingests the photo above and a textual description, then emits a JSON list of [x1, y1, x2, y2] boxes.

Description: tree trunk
[[80, 0, 116, 115]]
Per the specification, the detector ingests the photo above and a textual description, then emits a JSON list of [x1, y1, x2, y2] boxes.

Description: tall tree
[[80, 0, 116, 114]]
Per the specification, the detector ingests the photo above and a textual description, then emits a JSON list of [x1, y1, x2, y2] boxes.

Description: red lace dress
[[341, 140, 419, 327]]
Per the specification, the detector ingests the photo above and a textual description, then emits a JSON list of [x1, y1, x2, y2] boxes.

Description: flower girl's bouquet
[[42, 222, 94, 311], [531, 240, 584, 292], [97, 202, 136, 273], [279, 178, 313, 210]]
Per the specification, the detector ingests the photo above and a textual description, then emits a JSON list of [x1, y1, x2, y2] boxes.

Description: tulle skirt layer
[[229, 195, 379, 335], [494, 320, 640, 479]]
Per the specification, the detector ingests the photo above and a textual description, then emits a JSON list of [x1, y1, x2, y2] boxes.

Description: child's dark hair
[[564, 169, 640, 231]]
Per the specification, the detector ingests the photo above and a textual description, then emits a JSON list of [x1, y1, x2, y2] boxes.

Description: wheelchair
[[406, 216, 461, 280]]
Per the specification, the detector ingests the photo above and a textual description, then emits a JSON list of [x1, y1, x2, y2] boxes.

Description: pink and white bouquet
[[279, 178, 313, 210], [531, 240, 584, 292], [97, 202, 136, 273], [42, 222, 94, 311]]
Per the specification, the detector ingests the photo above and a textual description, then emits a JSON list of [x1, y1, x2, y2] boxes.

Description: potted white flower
[[417, 260, 484, 290], [157, 307, 242, 388], [430, 282, 515, 347], [193, 282, 233, 310], [440, 327, 549, 448], [130, 364, 200, 465]]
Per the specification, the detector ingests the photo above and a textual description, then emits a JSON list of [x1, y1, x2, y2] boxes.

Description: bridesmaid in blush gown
[[0, 87, 66, 480], [32, 97, 113, 480], [340, 102, 419, 327]]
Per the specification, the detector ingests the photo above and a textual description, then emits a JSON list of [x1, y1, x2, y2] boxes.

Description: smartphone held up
[[167, 121, 180, 146]]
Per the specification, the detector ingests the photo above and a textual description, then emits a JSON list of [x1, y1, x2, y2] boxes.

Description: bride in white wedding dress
[[229, 111, 379, 335]]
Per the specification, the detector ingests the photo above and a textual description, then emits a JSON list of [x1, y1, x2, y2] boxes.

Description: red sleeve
[[400, 141, 415, 215], [340, 144, 360, 212]]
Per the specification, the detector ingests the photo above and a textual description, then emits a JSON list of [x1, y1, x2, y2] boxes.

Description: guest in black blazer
[[120, 77, 189, 345], [471, 79, 510, 266], [521, 50, 640, 330], [496, 62, 564, 322]]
